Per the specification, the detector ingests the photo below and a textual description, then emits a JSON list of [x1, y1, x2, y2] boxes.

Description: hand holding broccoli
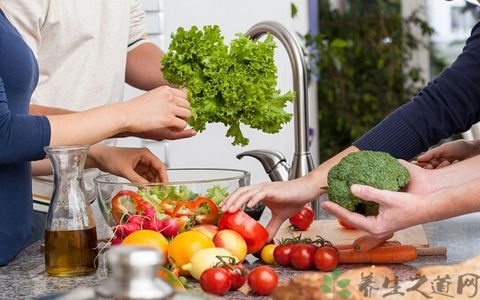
[[327, 151, 410, 215]]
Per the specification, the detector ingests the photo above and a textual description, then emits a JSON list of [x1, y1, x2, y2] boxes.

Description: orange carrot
[[334, 244, 355, 250], [335, 240, 400, 251], [353, 234, 394, 253], [339, 245, 417, 264]]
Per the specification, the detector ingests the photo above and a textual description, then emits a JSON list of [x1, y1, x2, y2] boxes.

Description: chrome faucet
[[237, 21, 319, 218]]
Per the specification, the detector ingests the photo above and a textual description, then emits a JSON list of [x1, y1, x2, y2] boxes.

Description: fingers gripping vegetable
[[289, 206, 314, 231], [328, 151, 410, 215], [218, 211, 269, 253], [111, 190, 154, 224]]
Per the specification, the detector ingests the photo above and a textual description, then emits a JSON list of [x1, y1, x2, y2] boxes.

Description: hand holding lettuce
[[162, 25, 294, 146]]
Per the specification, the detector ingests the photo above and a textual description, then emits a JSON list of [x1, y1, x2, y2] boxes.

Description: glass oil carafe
[[44, 145, 98, 276]]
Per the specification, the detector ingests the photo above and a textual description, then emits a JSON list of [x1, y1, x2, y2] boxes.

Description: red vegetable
[[248, 266, 278, 296], [273, 244, 295, 267], [289, 206, 314, 231], [218, 211, 269, 253], [171, 197, 219, 225], [338, 218, 357, 230], [143, 215, 163, 232], [314, 245, 339, 272], [160, 217, 180, 238], [220, 263, 247, 291], [111, 190, 153, 224], [290, 243, 316, 270], [200, 267, 232, 296]]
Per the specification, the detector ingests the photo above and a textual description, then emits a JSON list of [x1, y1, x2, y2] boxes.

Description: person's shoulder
[[471, 21, 480, 36]]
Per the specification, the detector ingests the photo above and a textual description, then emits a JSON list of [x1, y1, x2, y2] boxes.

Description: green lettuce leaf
[[162, 25, 294, 146]]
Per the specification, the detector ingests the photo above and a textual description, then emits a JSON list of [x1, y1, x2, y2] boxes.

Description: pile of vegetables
[[162, 25, 294, 146], [110, 185, 227, 244]]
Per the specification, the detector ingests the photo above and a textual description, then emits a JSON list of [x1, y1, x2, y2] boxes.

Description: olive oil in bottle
[[44, 146, 97, 277], [45, 227, 98, 276]]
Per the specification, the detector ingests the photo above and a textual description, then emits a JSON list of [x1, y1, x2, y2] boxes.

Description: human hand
[[130, 127, 197, 141], [88, 145, 168, 183], [416, 140, 479, 169], [123, 86, 192, 133], [220, 178, 319, 240], [320, 184, 433, 238]]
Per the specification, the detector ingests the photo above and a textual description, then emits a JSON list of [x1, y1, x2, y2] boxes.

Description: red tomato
[[221, 263, 247, 291], [338, 218, 357, 230], [273, 244, 295, 267], [289, 206, 314, 231], [218, 211, 269, 253], [247, 266, 278, 296], [290, 244, 316, 270], [314, 245, 339, 272], [199, 267, 232, 296]]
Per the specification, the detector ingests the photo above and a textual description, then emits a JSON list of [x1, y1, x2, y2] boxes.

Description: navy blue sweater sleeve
[[0, 76, 50, 163], [354, 22, 480, 160]]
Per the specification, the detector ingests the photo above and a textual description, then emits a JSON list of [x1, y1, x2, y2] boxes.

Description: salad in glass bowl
[[94, 168, 252, 235]]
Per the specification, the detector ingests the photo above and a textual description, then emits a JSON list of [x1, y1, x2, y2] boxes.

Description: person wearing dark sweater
[[0, 6, 192, 266], [221, 20, 480, 240]]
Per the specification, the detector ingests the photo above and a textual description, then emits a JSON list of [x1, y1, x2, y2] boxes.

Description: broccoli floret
[[327, 151, 410, 216]]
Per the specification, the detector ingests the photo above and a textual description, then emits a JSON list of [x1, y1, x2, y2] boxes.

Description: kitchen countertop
[[1, 213, 480, 300]]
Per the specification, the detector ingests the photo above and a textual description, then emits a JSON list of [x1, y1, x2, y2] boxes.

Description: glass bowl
[[94, 168, 261, 226]]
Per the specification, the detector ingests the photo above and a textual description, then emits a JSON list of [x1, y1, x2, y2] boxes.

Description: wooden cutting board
[[274, 220, 429, 247]]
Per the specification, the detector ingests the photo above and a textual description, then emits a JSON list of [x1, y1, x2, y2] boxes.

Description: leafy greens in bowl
[[162, 25, 294, 146], [94, 168, 253, 229]]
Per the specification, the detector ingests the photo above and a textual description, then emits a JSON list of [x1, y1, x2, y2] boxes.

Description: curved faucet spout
[[246, 21, 310, 157], [237, 149, 290, 182], [244, 21, 318, 217]]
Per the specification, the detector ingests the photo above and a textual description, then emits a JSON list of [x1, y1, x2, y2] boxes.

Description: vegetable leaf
[[162, 25, 294, 146], [205, 185, 229, 206]]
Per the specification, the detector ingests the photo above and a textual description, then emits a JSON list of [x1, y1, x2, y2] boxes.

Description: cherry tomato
[[290, 243, 316, 270], [220, 263, 247, 291], [199, 267, 232, 296], [248, 266, 278, 296], [338, 218, 357, 230], [314, 245, 339, 272], [273, 244, 295, 267], [260, 244, 277, 264], [289, 206, 314, 231]]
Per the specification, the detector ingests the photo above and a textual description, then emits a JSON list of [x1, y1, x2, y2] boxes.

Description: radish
[[111, 235, 123, 245], [143, 216, 163, 231], [123, 221, 141, 236], [161, 218, 180, 238], [143, 207, 156, 219], [126, 214, 144, 227]]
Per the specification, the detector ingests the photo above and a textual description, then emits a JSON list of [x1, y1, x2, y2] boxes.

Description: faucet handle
[[237, 149, 290, 182]]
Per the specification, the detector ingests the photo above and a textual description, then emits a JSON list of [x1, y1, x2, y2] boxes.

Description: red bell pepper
[[111, 190, 153, 224], [218, 211, 269, 253], [171, 197, 219, 225]]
